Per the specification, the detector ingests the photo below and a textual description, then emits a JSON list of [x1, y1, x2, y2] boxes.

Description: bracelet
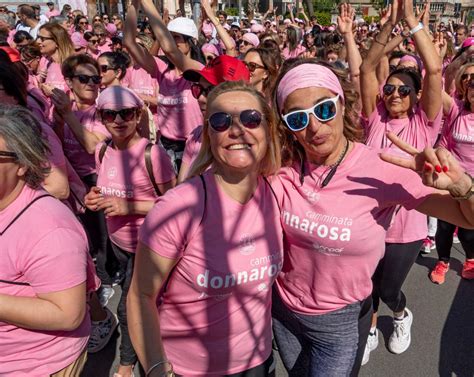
[[373, 38, 386, 47], [410, 22, 424, 36], [146, 360, 174, 377]]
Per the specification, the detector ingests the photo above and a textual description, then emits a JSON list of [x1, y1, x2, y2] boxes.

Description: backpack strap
[[263, 176, 281, 212], [0, 194, 51, 236], [98, 139, 113, 164], [198, 174, 207, 225], [145, 143, 161, 197]]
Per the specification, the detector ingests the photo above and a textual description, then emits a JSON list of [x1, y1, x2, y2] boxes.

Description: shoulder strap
[[145, 143, 161, 197], [98, 139, 113, 164], [1, 194, 51, 236], [263, 176, 281, 212], [198, 174, 207, 225]]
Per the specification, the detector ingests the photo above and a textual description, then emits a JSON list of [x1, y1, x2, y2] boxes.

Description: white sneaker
[[362, 329, 379, 366], [98, 285, 115, 307], [388, 308, 413, 354], [453, 233, 460, 244]]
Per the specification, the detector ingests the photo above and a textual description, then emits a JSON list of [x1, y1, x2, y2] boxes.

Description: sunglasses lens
[[398, 86, 412, 97], [100, 65, 109, 73], [191, 84, 202, 99], [314, 100, 337, 121], [240, 110, 262, 128], [383, 84, 395, 96], [101, 110, 117, 122], [119, 108, 136, 121], [209, 112, 232, 132], [286, 112, 309, 131]]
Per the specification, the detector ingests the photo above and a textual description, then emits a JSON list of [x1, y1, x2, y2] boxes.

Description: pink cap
[[105, 23, 117, 36], [201, 21, 214, 37], [71, 33, 87, 48], [250, 19, 257, 25], [242, 32, 260, 47], [283, 19, 291, 25], [223, 23, 231, 30], [201, 42, 220, 56], [399, 54, 423, 70], [462, 37, 474, 48], [97, 86, 144, 110], [250, 23, 265, 33], [276, 63, 344, 109]]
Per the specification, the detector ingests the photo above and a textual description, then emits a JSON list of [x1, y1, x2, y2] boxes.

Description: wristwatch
[[450, 173, 474, 200]]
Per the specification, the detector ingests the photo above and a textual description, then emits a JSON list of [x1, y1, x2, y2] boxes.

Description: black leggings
[[372, 240, 423, 313], [435, 219, 474, 262]]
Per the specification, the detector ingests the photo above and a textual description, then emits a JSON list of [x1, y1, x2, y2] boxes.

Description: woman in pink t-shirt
[[124, 0, 206, 172], [281, 27, 306, 60], [359, 1, 443, 362], [128, 81, 283, 376], [85, 86, 176, 377], [429, 81, 474, 284], [272, 58, 474, 376], [0, 104, 98, 376]]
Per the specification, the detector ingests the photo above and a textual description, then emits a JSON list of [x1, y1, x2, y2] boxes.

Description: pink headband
[[202, 43, 220, 56], [277, 64, 344, 109], [97, 86, 144, 110]]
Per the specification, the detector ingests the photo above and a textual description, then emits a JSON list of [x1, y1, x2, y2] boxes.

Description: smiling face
[[37, 29, 57, 56], [282, 86, 345, 165], [207, 91, 268, 176], [101, 107, 140, 143], [67, 63, 100, 102], [244, 51, 267, 88], [383, 74, 418, 118]]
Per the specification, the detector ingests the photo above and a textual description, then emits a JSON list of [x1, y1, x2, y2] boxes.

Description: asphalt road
[[82, 243, 474, 377]]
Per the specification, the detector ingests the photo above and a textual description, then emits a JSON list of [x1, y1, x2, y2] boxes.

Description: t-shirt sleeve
[[381, 161, 434, 211], [438, 98, 460, 149], [41, 123, 66, 168], [362, 100, 385, 135], [151, 144, 176, 184], [21, 228, 88, 294], [139, 181, 204, 260], [154, 56, 169, 82], [182, 126, 203, 167]]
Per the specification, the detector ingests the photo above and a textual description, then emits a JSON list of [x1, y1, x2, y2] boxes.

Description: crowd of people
[[0, 0, 473, 376]]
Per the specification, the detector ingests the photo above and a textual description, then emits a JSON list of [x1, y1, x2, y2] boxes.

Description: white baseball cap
[[167, 17, 198, 39]]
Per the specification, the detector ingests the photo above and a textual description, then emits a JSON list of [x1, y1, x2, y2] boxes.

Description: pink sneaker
[[461, 260, 474, 280], [430, 261, 450, 285], [420, 237, 435, 254]]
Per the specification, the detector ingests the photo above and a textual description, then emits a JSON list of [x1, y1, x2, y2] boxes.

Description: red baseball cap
[[183, 55, 250, 85]]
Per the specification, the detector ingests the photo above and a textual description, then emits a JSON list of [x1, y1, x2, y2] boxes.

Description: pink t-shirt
[[282, 45, 306, 60], [273, 143, 433, 315], [63, 103, 110, 178], [123, 66, 159, 97], [182, 125, 203, 168], [38, 57, 68, 92], [95, 138, 175, 252], [40, 121, 66, 169], [46, 10, 61, 18], [0, 185, 95, 376], [27, 87, 51, 125], [139, 172, 283, 376], [438, 99, 474, 174], [97, 41, 112, 54], [154, 57, 203, 141], [362, 101, 442, 243]]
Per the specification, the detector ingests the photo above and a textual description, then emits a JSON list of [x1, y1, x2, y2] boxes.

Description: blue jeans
[[272, 289, 371, 377]]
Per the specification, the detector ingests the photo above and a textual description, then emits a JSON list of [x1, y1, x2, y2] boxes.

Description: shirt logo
[[107, 167, 117, 179]]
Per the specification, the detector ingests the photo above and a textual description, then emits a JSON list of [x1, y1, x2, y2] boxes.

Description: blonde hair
[[188, 81, 281, 179], [455, 62, 474, 100], [39, 23, 74, 65]]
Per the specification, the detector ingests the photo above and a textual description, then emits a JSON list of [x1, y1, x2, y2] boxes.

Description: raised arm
[[337, 3, 362, 94], [360, 1, 403, 117], [403, 0, 442, 121], [201, 0, 237, 57], [123, 0, 159, 77], [140, 0, 202, 72]]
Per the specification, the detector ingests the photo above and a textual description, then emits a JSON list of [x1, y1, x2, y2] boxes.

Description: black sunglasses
[[0, 151, 18, 159], [208, 110, 263, 132], [100, 65, 114, 73], [461, 73, 474, 81], [244, 61, 266, 73], [79, 21, 88, 25], [191, 83, 213, 99], [89, 39, 99, 44], [37, 35, 54, 42], [73, 74, 101, 85], [382, 84, 412, 97], [100, 108, 138, 123], [94, 33, 106, 38]]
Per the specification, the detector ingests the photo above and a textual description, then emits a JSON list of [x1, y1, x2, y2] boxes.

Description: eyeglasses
[[94, 33, 106, 38], [100, 108, 138, 123], [93, 18, 102, 22], [205, 55, 215, 63], [191, 83, 213, 99], [282, 95, 339, 132], [208, 110, 263, 132], [89, 38, 99, 44], [382, 84, 412, 97], [244, 61, 266, 72], [241, 40, 251, 47], [73, 74, 101, 85], [102, 16, 109, 20], [461, 73, 474, 81], [37, 35, 54, 42], [79, 21, 88, 25], [0, 151, 18, 159], [112, 17, 118, 21], [100, 65, 114, 73]]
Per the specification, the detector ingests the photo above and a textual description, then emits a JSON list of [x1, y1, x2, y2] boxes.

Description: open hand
[[337, 3, 355, 35]]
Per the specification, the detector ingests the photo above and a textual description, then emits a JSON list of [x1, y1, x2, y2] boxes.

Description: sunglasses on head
[[73, 74, 101, 85], [208, 109, 263, 132], [382, 84, 412, 97], [0, 151, 18, 159], [191, 83, 213, 99], [100, 108, 138, 123], [244, 61, 266, 72], [100, 65, 114, 73], [461, 73, 474, 81], [282, 95, 339, 132]]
